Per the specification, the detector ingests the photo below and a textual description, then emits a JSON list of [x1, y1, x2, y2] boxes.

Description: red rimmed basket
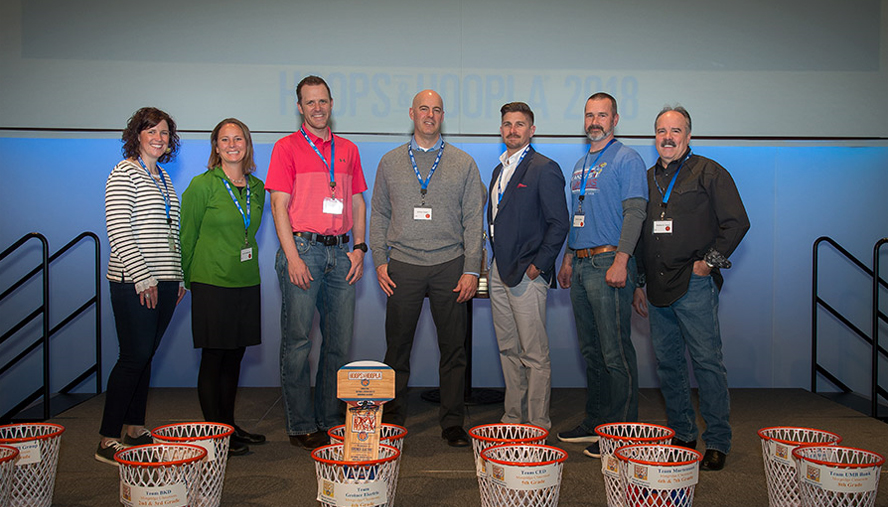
[[114, 443, 207, 507], [0, 423, 65, 507], [595, 422, 676, 507], [615, 444, 703, 507], [479, 443, 568, 507], [758, 426, 843, 507], [312, 443, 402, 507]]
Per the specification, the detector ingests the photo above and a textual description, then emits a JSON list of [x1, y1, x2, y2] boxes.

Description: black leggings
[[197, 347, 246, 425]]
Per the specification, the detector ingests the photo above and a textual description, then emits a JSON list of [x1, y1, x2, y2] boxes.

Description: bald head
[[410, 90, 445, 147]]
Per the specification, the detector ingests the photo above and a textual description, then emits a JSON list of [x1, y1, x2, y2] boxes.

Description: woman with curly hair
[[96, 107, 186, 464]]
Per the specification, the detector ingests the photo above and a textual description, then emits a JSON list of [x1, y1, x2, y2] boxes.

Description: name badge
[[323, 197, 344, 215], [653, 220, 673, 234], [573, 214, 585, 228], [168, 233, 177, 252], [240, 247, 253, 262], [414, 207, 432, 220]]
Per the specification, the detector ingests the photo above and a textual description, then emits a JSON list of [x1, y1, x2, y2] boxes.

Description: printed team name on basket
[[336, 361, 395, 461]]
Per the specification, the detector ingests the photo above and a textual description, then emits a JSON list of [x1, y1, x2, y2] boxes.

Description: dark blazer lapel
[[496, 146, 535, 213]]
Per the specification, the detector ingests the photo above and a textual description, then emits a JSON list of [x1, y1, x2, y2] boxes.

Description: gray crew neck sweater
[[369, 142, 487, 273]]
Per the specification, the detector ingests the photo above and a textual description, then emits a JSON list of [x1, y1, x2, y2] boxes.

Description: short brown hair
[[296, 75, 332, 104], [121, 107, 180, 163], [587, 92, 618, 116], [207, 118, 257, 174], [500, 102, 534, 125]]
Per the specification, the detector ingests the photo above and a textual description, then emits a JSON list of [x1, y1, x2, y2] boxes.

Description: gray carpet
[[35, 387, 888, 506]]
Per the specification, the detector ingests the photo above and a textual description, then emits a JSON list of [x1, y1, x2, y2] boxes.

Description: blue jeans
[[276, 237, 355, 435], [648, 274, 731, 454], [570, 251, 639, 431]]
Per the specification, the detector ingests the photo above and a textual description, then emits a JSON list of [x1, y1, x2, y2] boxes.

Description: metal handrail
[[812, 236, 888, 418], [0, 231, 101, 422], [872, 238, 888, 417]]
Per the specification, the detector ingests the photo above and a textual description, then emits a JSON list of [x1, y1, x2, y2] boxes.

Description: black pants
[[382, 256, 467, 429], [100, 281, 179, 438], [198, 347, 246, 425]]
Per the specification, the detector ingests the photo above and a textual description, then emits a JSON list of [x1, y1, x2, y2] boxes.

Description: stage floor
[[40, 387, 888, 506]]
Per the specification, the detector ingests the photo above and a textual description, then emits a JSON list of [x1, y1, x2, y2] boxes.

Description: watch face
[[355, 243, 368, 252]]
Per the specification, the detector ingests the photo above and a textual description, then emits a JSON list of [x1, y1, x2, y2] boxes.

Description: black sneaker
[[122, 428, 153, 447], [95, 441, 126, 466], [557, 425, 599, 443], [583, 441, 602, 458]]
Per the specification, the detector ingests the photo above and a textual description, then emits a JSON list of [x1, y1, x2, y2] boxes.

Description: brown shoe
[[289, 431, 329, 450]]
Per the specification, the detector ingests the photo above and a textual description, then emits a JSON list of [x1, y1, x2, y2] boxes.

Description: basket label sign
[[601, 453, 620, 478], [193, 439, 216, 462], [120, 482, 188, 507], [9, 441, 40, 466], [317, 478, 387, 506], [628, 462, 698, 490], [801, 463, 879, 493], [476, 456, 488, 478], [489, 463, 560, 491], [767, 440, 796, 467]]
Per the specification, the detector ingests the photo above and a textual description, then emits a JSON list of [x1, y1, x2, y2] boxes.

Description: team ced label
[[801, 463, 879, 493], [120, 482, 188, 507], [489, 463, 560, 491], [317, 478, 387, 506]]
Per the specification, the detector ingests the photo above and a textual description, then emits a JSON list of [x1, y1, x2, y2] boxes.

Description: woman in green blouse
[[180, 118, 265, 456]]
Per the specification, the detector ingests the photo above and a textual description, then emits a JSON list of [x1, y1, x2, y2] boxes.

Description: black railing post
[[873, 238, 888, 418]]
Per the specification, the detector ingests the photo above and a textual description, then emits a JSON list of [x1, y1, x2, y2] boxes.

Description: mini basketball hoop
[[115, 443, 207, 507], [615, 444, 703, 507], [0, 423, 65, 507], [469, 424, 549, 507], [328, 424, 408, 452], [792, 445, 885, 507], [478, 444, 568, 507], [595, 423, 675, 507], [758, 426, 843, 507], [312, 443, 401, 507], [152, 422, 235, 507], [0, 445, 21, 507]]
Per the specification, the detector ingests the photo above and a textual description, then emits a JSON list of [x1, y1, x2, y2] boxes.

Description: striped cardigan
[[105, 159, 183, 293]]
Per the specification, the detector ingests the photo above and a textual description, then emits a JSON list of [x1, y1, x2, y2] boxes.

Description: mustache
[[586, 125, 604, 133], [660, 140, 677, 148]]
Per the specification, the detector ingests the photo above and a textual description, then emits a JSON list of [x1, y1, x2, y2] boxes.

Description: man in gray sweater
[[369, 89, 486, 447]]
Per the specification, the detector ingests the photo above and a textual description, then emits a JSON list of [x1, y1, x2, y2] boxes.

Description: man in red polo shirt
[[266, 75, 368, 450]]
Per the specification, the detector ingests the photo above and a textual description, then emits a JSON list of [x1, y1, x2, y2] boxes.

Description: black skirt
[[191, 282, 261, 349]]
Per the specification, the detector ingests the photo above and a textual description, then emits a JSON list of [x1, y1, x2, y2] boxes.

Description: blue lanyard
[[497, 146, 530, 205], [655, 150, 692, 207], [300, 127, 336, 195], [578, 138, 617, 206], [408, 141, 445, 197], [221, 177, 251, 243], [137, 157, 171, 225]]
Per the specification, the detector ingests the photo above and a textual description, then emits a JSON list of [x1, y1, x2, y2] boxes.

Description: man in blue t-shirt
[[555, 93, 648, 459]]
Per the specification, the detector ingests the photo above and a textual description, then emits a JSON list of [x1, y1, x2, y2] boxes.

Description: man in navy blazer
[[487, 102, 569, 429]]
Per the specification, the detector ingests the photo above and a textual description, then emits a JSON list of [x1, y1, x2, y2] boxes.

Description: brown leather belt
[[574, 245, 617, 258]]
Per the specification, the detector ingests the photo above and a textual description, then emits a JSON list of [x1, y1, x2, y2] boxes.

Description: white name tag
[[573, 214, 585, 227], [414, 207, 432, 220], [323, 197, 344, 215], [653, 220, 673, 234], [240, 247, 253, 262]]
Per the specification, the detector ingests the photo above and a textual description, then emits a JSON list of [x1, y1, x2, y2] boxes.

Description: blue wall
[[2, 135, 887, 416]]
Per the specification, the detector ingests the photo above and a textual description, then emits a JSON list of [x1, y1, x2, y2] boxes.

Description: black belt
[[294, 232, 349, 246]]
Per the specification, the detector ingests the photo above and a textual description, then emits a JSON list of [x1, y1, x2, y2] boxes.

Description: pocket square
[[517, 183, 528, 188]]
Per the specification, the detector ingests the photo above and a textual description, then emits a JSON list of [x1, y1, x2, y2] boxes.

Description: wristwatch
[[353, 243, 368, 253]]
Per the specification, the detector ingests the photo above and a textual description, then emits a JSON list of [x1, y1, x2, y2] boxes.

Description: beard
[[586, 126, 609, 142]]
